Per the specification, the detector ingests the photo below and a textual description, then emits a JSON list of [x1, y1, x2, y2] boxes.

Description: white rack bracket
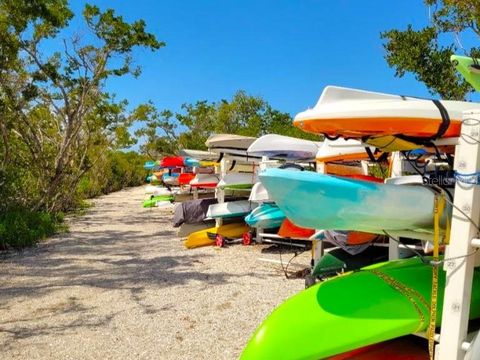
[[438, 110, 480, 360], [215, 157, 227, 228]]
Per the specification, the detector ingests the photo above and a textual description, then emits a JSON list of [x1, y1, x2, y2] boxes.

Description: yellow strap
[[428, 194, 445, 360]]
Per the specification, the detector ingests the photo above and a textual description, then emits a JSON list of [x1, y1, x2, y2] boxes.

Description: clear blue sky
[[69, 1, 445, 129]]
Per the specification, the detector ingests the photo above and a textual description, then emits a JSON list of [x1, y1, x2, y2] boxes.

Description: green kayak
[[143, 195, 173, 208], [451, 54, 480, 91], [241, 257, 480, 360]]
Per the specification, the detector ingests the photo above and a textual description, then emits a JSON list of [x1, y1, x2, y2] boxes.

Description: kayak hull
[[206, 200, 258, 219], [184, 222, 249, 248], [244, 203, 286, 229], [241, 257, 480, 360], [259, 169, 448, 233]]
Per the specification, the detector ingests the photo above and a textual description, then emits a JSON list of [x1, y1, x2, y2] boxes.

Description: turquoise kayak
[[241, 257, 480, 360], [244, 203, 286, 229], [259, 169, 450, 233]]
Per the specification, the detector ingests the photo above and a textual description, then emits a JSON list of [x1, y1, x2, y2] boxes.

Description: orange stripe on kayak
[[294, 117, 461, 138]]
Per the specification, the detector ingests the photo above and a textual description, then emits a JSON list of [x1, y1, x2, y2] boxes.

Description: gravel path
[[0, 186, 308, 360]]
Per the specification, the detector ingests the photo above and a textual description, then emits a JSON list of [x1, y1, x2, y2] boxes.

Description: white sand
[[0, 186, 309, 359]]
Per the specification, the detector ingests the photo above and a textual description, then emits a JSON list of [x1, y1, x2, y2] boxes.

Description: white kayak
[[206, 134, 261, 162], [189, 174, 219, 188], [179, 148, 218, 161], [249, 182, 271, 202], [294, 85, 479, 139], [206, 200, 258, 219], [316, 138, 372, 162], [145, 185, 171, 196], [247, 134, 322, 161], [217, 172, 257, 189]]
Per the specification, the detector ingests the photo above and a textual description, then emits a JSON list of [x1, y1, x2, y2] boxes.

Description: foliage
[[0, 0, 163, 213], [0, 209, 63, 249], [381, 0, 480, 100], [136, 90, 319, 156]]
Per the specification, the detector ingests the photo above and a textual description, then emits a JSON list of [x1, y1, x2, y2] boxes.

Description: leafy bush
[[0, 209, 63, 249]]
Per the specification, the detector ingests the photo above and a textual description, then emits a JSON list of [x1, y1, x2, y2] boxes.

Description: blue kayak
[[259, 168, 450, 233], [245, 203, 286, 229]]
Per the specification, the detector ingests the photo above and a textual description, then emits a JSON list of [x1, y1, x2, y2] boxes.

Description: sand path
[[0, 186, 306, 359]]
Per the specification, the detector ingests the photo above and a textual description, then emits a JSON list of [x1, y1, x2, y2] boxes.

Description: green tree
[[0, 1, 163, 212], [137, 90, 319, 156], [381, 0, 480, 100]]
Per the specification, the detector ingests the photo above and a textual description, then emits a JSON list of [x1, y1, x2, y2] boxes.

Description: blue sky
[[66, 0, 459, 140]]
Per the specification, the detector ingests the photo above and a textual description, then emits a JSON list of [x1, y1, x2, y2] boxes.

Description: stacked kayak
[[217, 172, 257, 190], [259, 168, 450, 234], [244, 203, 286, 229], [206, 200, 257, 219], [143, 194, 174, 208], [247, 134, 322, 161], [241, 257, 480, 360], [184, 222, 249, 249], [293, 86, 479, 140]]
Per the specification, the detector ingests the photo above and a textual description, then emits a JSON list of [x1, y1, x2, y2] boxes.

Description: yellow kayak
[[184, 222, 249, 249]]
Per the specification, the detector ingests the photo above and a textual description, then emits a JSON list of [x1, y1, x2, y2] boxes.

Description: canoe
[[248, 182, 271, 202], [143, 195, 174, 208], [160, 156, 185, 168], [241, 257, 480, 360], [206, 200, 258, 219], [247, 134, 322, 161], [317, 138, 372, 162], [184, 222, 249, 248], [293, 86, 479, 139], [217, 172, 257, 190], [179, 149, 219, 161], [259, 169, 450, 233], [451, 54, 480, 92], [189, 174, 219, 188], [244, 203, 286, 229]]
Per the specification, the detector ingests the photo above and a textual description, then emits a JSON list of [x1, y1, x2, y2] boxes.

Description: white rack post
[[437, 110, 480, 359], [215, 157, 227, 228]]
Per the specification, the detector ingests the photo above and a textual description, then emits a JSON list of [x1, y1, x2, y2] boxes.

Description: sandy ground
[[0, 186, 309, 360]]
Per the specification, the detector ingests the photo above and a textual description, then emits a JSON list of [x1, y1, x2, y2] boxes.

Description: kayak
[[144, 185, 171, 196], [241, 257, 480, 360], [451, 54, 480, 92], [144, 160, 159, 170], [217, 172, 257, 190], [277, 218, 315, 239], [244, 203, 286, 229], [179, 148, 219, 161], [176, 222, 215, 238], [143, 195, 174, 208], [248, 182, 271, 202], [317, 138, 372, 162], [206, 133, 256, 153], [178, 173, 195, 185], [206, 200, 258, 219], [189, 174, 219, 188], [293, 86, 478, 139], [184, 158, 200, 167], [247, 134, 322, 161], [160, 156, 185, 168], [184, 222, 249, 248], [259, 169, 450, 233], [327, 336, 429, 360]]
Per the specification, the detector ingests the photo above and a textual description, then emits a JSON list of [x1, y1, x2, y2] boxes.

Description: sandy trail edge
[[0, 186, 307, 360]]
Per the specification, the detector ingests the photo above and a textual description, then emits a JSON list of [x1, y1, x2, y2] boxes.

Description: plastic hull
[[293, 86, 479, 138], [241, 257, 480, 360], [244, 203, 286, 229], [184, 222, 249, 248], [259, 169, 449, 233], [247, 134, 321, 161], [206, 200, 258, 219]]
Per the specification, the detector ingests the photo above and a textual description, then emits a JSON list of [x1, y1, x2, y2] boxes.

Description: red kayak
[[160, 156, 185, 168]]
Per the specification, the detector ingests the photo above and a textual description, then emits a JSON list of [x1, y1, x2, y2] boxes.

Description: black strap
[[365, 147, 377, 163], [431, 99, 450, 139], [228, 160, 236, 171], [216, 153, 224, 163]]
